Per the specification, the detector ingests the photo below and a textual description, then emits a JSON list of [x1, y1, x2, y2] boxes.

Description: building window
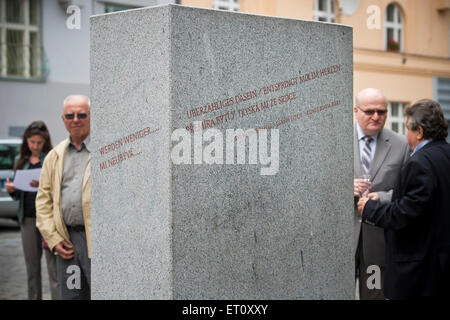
[[0, 0, 43, 79], [385, 3, 403, 52], [104, 3, 136, 13], [314, 0, 337, 23], [433, 77, 450, 143], [213, 0, 240, 12], [388, 101, 408, 135], [8, 125, 26, 138]]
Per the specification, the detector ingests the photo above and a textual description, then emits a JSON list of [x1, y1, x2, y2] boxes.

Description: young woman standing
[[5, 121, 58, 300]]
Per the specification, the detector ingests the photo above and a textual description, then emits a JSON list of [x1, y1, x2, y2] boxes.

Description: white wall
[[0, 0, 175, 142], [42, 0, 91, 84]]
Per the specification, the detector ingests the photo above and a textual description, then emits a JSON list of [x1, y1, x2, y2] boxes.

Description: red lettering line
[[123, 127, 152, 145], [319, 64, 341, 77], [186, 97, 234, 120], [100, 148, 142, 171], [99, 139, 124, 155], [99, 126, 159, 157], [307, 100, 341, 116], [261, 77, 298, 95]]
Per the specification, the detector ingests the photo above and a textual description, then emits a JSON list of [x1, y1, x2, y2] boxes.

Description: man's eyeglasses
[[64, 113, 88, 120], [357, 107, 387, 116]]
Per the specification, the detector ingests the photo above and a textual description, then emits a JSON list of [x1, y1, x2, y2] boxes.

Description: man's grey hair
[[63, 95, 90, 109], [405, 99, 448, 140]]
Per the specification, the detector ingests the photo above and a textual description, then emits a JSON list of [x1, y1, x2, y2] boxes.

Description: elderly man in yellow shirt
[[36, 95, 91, 300]]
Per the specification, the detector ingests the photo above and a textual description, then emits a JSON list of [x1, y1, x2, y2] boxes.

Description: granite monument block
[[90, 5, 354, 299]]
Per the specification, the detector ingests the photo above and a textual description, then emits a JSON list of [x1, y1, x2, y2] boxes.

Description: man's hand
[[54, 240, 74, 259], [367, 192, 379, 201], [5, 178, 16, 193], [357, 194, 370, 215], [30, 179, 39, 188], [354, 179, 372, 197], [353, 179, 360, 197]]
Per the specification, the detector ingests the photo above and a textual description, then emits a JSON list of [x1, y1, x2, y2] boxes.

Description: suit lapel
[[354, 126, 362, 177], [370, 129, 391, 179]]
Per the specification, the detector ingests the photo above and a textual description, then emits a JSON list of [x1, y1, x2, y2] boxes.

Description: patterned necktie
[[361, 136, 373, 175]]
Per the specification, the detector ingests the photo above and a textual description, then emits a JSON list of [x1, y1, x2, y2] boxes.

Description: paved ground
[[0, 218, 52, 300], [1, 217, 359, 301]]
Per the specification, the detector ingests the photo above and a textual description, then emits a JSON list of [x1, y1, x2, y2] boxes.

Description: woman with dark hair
[[5, 121, 58, 300]]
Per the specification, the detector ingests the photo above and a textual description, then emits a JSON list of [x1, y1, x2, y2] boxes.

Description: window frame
[[213, 0, 240, 12], [433, 77, 450, 143], [104, 3, 136, 13], [384, 3, 403, 53], [313, 0, 337, 23], [0, 0, 43, 80], [387, 101, 408, 135]]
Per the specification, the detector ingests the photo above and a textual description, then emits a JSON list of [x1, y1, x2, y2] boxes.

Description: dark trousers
[[356, 234, 385, 300], [56, 227, 91, 300], [21, 217, 59, 300]]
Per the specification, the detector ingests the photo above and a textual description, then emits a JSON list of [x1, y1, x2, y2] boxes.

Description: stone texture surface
[[90, 5, 354, 299]]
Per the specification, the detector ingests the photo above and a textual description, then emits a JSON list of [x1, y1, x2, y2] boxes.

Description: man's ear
[[417, 126, 424, 140]]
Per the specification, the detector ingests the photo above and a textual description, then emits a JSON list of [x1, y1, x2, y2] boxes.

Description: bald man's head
[[355, 88, 387, 108], [354, 88, 388, 136]]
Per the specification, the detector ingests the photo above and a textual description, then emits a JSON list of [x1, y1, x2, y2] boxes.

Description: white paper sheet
[[13, 168, 42, 192]]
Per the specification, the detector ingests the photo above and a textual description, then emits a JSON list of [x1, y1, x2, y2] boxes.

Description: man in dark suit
[[358, 99, 450, 299], [353, 88, 410, 300]]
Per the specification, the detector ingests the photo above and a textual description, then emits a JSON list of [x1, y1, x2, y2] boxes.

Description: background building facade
[[0, 0, 175, 142], [1, 0, 450, 142]]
